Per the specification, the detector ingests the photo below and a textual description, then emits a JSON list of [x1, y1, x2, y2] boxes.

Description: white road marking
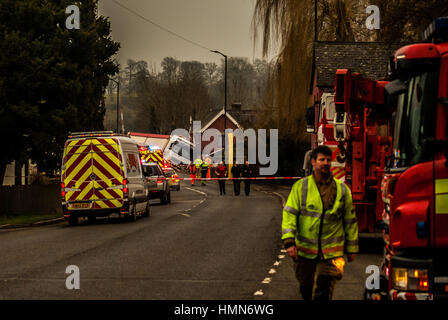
[[179, 187, 208, 215], [278, 255, 285, 259], [268, 268, 276, 274], [186, 187, 207, 196], [274, 261, 281, 266], [253, 289, 264, 296], [262, 277, 272, 284]]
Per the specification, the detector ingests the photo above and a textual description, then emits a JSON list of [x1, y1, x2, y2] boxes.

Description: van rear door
[[62, 138, 124, 210]]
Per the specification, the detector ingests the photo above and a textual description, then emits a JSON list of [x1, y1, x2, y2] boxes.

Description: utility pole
[[109, 78, 120, 133], [210, 50, 228, 157]]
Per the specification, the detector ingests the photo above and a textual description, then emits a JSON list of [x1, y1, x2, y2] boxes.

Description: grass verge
[[0, 213, 62, 226]]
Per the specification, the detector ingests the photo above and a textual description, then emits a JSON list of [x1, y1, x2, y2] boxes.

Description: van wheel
[[161, 193, 167, 205], [143, 201, 151, 217], [167, 191, 171, 204], [68, 215, 78, 226]]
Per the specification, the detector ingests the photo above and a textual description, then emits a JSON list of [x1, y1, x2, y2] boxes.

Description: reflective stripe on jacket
[[281, 175, 359, 259]]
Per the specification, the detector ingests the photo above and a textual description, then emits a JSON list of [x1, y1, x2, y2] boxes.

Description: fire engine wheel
[[143, 201, 151, 218], [68, 215, 78, 226]]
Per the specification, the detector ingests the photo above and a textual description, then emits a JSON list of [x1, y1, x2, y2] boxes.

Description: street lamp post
[[210, 50, 227, 155], [109, 78, 120, 133]]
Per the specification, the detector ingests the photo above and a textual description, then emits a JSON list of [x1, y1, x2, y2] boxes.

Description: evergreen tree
[[0, 0, 119, 179]]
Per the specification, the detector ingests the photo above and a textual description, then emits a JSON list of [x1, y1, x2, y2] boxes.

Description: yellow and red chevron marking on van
[[140, 150, 164, 167], [62, 138, 124, 209]]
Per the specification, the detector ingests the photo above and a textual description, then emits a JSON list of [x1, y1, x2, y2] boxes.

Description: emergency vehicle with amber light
[[61, 131, 150, 225]]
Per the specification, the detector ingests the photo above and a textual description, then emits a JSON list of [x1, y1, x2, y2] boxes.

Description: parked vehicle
[[61, 131, 150, 226], [306, 17, 448, 300], [163, 167, 180, 191], [142, 162, 171, 204]]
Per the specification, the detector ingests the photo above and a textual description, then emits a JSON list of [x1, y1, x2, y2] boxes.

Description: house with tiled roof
[[198, 103, 256, 150], [310, 41, 405, 96]]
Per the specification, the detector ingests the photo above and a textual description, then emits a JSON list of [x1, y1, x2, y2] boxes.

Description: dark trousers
[[294, 256, 344, 300], [218, 180, 226, 195], [244, 180, 251, 195], [201, 169, 207, 184], [233, 181, 240, 195]]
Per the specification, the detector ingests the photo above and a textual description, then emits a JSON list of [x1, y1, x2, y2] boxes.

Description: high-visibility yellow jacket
[[282, 175, 359, 260], [201, 162, 209, 169], [194, 159, 203, 168]]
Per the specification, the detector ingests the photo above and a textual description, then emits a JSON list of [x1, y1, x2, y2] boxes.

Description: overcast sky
[[98, 0, 277, 71]]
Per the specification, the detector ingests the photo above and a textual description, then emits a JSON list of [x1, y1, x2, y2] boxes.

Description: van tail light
[[123, 179, 128, 195], [157, 178, 163, 184], [61, 183, 66, 199]]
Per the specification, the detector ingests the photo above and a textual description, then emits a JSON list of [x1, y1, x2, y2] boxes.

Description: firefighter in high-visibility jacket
[[194, 158, 203, 183], [200, 161, 209, 186], [282, 145, 358, 300]]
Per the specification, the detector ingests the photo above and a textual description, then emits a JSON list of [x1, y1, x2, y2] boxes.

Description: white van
[[61, 131, 150, 225]]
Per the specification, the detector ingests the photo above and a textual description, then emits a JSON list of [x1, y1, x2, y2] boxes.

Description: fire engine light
[[392, 268, 429, 291], [392, 268, 408, 290]]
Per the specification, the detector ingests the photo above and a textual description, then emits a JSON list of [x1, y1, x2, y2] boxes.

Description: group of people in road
[[188, 158, 210, 187], [187, 159, 254, 196]]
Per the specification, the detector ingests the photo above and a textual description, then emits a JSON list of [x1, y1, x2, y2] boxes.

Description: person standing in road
[[231, 164, 242, 195], [215, 161, 227, 195], [242, 160, 254, 196], [194, 158, 203, 184], [188, 162, 196, 186], [200, 160, 209, 186], [281, 145, 358, 300]]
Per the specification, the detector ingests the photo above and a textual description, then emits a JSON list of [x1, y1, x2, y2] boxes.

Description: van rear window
[[125, 153, 141, 177]]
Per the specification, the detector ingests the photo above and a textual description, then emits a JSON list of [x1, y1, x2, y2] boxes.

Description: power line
[[110, 0, 213, 53]]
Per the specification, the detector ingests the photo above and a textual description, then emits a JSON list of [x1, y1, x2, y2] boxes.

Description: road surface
[[0, 178, 382, 299]]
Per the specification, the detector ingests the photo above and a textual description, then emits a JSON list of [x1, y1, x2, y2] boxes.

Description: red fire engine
[[379, 17, 448, 300], [306, 17, 448, 299]]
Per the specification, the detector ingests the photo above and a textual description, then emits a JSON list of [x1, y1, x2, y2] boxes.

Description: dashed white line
[[262, 277, 272, 284], [253, 289, 264, 296]]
